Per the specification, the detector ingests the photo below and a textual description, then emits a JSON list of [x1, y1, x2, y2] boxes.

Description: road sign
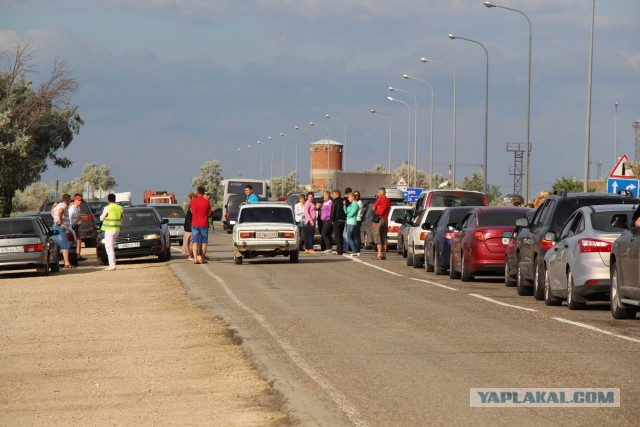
[[396, 176, 407, 188], [403, 187, 423, 203], [607, 178, 639, 197], [609, 154, 636, 178]]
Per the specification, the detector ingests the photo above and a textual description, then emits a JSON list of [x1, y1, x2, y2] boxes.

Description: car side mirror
[[161, 218, 169, 224], [422, 222, 431, 230], [515, 217, 529, 228], [544, 231, 557, 243], [447, 222, 458, 231]]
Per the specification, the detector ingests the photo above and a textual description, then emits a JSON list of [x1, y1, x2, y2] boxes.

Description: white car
[[387, 205, 412, 248], [233, 203, 300, 264], [406, 208, 444, 268]]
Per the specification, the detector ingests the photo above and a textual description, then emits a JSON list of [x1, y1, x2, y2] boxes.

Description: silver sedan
[[543, 204, 636, 309]]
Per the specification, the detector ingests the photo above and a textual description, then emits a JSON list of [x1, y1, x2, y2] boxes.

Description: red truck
[[144, 190, 176, 204]]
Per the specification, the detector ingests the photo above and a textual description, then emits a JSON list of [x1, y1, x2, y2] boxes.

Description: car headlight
[[144, 233, 161, 240]]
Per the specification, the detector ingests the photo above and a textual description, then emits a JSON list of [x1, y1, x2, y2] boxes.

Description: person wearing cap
[[190, 186, 211, 264], [51, 193, 73, 269], [100, 193, 123, 271], [68, 193, 86, 261]]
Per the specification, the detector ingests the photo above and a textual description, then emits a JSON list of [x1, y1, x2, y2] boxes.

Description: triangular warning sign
[[396, 176, 407, 187], [609, 154, 637, 178]]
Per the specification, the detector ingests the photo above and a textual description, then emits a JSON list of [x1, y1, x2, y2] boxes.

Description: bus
[[221, 179, 271, 232]]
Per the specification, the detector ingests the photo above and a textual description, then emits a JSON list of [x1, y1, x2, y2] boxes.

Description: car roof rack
[[552, 189, 567, 197]]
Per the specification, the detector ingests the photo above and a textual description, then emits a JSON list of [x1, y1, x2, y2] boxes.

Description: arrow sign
[[607, 178, 640, 197]]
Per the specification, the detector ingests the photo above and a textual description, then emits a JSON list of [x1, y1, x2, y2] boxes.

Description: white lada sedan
[[232, 202, 300, 264]]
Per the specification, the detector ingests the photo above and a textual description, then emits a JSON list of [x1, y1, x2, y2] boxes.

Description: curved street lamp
[[484, 1, 532, 202], [421, 57, 457, 188], [247, 144, 253, 179], [325, 114, 347, 171], [256, 140, 264, 179], [370, 109, 392, 172], [389, 86, 418, 187], [403, 74, 435, 190], [280, 132, 298, 189], [295, 125, 314, 184], [387, 96, 411, 183], [268, 136, 286, 198], [449, 33, 489, 193], [614, 102, 619, 163]]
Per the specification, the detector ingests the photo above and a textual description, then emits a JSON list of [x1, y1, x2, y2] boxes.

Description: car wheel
[[504, 257, 516, 287], [516, 262, 533, 296], [166, 245, 172, 260], [50, 252, 60, 273], [449, 251, 460, 280], [544, 266, 561, 306], [566, 270, 586, 310], [290, 250, 299, 263], [425, 249, 434, 272], [610, 263, 636, 319], [406, 249, 414, 266], [402, 240, 408, 258], [84, 239, 97, 248], [412, 253, 423, 269], [434, 250, 446, 275], [158, 246, 168, 262], [533, 258, 545, 301], [39, 253, 50, 276], [396, 238, 402, 254], [460, 252, 473, 282], [234, 255, 243, 265]]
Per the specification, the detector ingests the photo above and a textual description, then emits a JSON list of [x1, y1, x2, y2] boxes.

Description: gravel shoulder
[[0, 255, 289, 425]]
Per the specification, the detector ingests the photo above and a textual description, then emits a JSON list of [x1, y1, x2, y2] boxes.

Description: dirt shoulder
[[0, 256, 289, 425]]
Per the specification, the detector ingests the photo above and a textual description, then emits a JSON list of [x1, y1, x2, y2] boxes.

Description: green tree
[[361, 164, 388, 174], [391, 162, 428, 189], [458, 171, 502, 205], [191, 161, 223, 206], [11, 181, 51, 213], [552, 176, 590, 193], [270, 171, 305, 197], [62, 163, 117, 198], [0, 41, 83, 217]]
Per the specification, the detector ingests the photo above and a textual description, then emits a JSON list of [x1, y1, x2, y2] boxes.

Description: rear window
[[449, 209, 474, 225], [390, 208, 411, 221], [0, 219, 36, 235], [239, 207, 294, 224], [153, 206, 185, 219], [555, 198, 637, 229], [591, 211, 635, 232], [227, 195, 245, 211], [120, 211, 159, 228], [427, 192, 486, 208], [87, 201, 108, 214], [478, 211, 527, 227]]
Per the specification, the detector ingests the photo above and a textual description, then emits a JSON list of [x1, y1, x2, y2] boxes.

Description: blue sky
[[2, 0, 639, 203]]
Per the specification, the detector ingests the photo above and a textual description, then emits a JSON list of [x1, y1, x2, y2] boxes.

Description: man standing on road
[[330, 189, 346, 255], [100, 193, 123, 271], [191, 186, 211, 264], [371, 187, 391, 260], [68, 193, 85, 261], [51, 194, 73, 269], [244, 185, 259, 204]]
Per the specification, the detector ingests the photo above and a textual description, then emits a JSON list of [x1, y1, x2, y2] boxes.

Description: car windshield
[[153, 206, 185, 219], [428, 192, 485, 207], [120, 211, 159, 228], [390, 208, 411, 221], [88, 201, 108, 214], [239, 207, 294, 224], [555, 198, 635, 228], [0, 219, 37, 236], [591, 211, 634, 232], [478, 211, 526, 227]]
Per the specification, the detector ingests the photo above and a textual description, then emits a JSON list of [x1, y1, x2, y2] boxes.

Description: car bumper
[[97, 239, 165, 259], [233, 240, 299, 255]]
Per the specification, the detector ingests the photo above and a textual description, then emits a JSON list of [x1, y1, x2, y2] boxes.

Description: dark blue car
[[423, 206, 475, 275]]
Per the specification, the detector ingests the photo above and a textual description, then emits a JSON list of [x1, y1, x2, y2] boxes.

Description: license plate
[[256, 231, 278, 239], [0, 246, 22, 253], [502, 238, 510, 245], [117, 242, 141, 249]]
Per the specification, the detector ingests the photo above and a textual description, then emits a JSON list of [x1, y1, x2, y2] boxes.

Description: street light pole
[[256, 141, 264, 179], [370, 109, 392, 172], [268, 136, 286, 198], [247, 144, 253, 178], [421, 57, 457, 188], [583, 0, 595, 192], [325, 114, 347, 171], [614, 102, 619, 163], [295, 125, 314, 186], [403, 74, 435, 190], [310, 122, 332, 190], [389, 86, 418, 188], [280, 132, 298, 190], [449, 33, 489, 193], [484, 1, 532, 203], [387, 96, 411, 183]]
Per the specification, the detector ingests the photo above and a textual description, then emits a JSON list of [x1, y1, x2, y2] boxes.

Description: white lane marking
[[349, 256, 404, 277], [469, 294, 538, 312], [553, 317, 640, 344], [203, 268, 369, 427], [410, 278, 458, 291]]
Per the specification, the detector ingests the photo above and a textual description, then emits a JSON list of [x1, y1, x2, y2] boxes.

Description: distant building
[[310, 138, 343, 190]]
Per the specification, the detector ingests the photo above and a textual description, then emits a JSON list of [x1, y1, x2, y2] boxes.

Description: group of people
[[294, 186, 391, 260]]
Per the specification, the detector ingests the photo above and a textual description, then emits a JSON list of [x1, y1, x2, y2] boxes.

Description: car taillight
[[81, 214, 94, 221], [540, 238, 555, 251], [578, 238, 612, 253], [225, 211, 230, 220], [419, 231, 428, 240], [473, 231, 485, 241], [444, 231, 457, 240], [279, 231, 295, 238], [67, 232, 74, 242], [24, 244, 44, 252], [239, 232, 254, 238], [388, 226, 398, 233]]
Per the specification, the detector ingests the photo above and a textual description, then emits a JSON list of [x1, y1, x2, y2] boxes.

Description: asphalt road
[[171, 227, 640, 426]]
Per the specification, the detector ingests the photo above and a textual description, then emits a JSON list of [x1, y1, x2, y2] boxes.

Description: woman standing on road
[[294, 194, 306, 250], [182, 192, 196, 260], [303, 192, 317, 254], [343, 192, 359, 256], [320, 191, 333, 253]]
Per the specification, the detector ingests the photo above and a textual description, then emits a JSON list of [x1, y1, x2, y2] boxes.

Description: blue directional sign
[[607, 178, 639, 197], [403, 187, 423, 203]]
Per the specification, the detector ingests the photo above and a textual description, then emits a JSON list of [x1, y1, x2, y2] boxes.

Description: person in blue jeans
[[343, 192, 360, 256]]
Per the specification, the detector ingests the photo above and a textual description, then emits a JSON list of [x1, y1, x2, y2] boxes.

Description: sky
[[2, 0, 639, 203]]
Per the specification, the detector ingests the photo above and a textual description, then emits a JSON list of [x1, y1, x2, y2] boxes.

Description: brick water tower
[[310, 138, 343, 191]]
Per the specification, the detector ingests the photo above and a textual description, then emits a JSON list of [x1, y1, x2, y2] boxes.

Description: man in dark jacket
[[331, 189, 347, 255]]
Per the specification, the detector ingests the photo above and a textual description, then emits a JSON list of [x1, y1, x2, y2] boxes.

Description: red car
[[449, 206, 533, 282]]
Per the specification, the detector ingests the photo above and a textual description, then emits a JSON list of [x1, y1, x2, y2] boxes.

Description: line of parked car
[[395, 189, 640, 320]]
